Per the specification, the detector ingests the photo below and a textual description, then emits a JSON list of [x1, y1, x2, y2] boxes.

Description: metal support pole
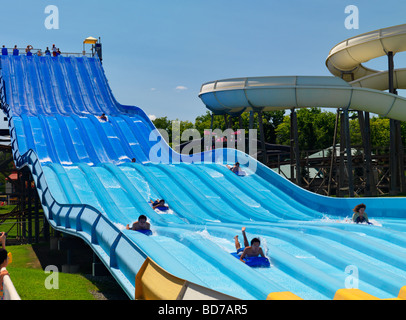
[[258, 110, 267, 164], [223, 114, 228, 130], [249, 110, 254, 130], [27, 174, 32, 244], [34, 188, 39, 243], [358, 111, 376, 196], [328, 110, 340, 196], [338, 73, 354, 197], [388, 51, 394, 92], [290, 111, 294, 182], [20, 171, 26, 240], [339, 111, 345, 197], [387, 51, 404, 194], [290, 108, 301, 185], [343, 109, 354, 197]]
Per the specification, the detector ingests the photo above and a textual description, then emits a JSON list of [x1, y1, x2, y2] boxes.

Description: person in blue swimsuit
[[234, 227, 265, 263], [99, 113, 108, 121], [126, 215, 150, 231], [227, 162, 241, 174], [25, 45, 33, 56], [125, 215, 152, 236], [150, 199, 169, 210], [12, 45, 19, 56]]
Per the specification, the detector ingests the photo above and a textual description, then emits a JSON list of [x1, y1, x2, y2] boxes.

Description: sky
[[1, 0, 406, 121]]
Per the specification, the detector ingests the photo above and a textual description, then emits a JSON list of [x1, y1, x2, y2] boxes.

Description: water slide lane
[[21, 115, 51, 163], [153, 163, 253, 223], [12, 116, 28, 155], [108, 116, 149, 162], [50, 57, 76, 114], [119, 115, 153, 161], [54, 115, 82, 164], [38, 57, 59, 115], [200, 163, 314, 220], [59, 57, 87, 114], [128, 163, 208, 224], [39, 115, 65, 163], [13, 56, 28, 113], [178, 163, 282, 222], [23, 56, 42, 114], [87, 115, 121, 162], [73, 115, 112, 163]]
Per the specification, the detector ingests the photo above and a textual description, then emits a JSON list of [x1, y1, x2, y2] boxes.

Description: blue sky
[[2, 0, 406, 121]]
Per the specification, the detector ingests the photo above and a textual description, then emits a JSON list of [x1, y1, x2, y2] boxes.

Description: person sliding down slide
[[352, 203, 373, 225], [150, 199, 169, 211], [126, 215, 152, 235], [226, 162, 246, 176], [231, 227, 270, 268]]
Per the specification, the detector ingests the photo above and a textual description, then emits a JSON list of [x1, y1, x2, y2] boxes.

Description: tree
[[275, 108, 336, 151], [153, 109, 400, 153], [194, 110, 285, 144], [262, 111, 285, 144], [369, 117, 390, 149], [152, 116, 195, 146], [152, 116, 172, 144]]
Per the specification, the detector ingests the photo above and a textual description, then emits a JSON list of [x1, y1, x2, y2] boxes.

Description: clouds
[[175, 85, 188, 91], [149, 85, 188, 92]]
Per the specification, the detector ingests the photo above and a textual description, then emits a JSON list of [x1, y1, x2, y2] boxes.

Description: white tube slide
[[199, 24, 406, 122]]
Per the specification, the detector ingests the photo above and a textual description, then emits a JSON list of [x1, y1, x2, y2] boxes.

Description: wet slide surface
[[2, 50, 406, 300]]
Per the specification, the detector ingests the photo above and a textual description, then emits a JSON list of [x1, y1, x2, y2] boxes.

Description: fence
[[267, 145, 406, 197]]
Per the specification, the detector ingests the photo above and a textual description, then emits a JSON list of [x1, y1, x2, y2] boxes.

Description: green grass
[[9, 267, 97, 300], [0, 204, 16, 214], [5, 244, 126, 300]]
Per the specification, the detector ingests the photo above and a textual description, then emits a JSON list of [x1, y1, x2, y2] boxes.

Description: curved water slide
[[199, 24, 406, 121], [326, 23, 406, 88]]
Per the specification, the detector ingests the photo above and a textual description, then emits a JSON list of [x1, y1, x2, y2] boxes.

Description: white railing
[[1, 267, 21, 300], [1, 47, 93, 58]]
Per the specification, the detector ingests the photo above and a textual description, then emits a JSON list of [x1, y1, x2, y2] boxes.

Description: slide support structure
[[387, 51, 405, 194]]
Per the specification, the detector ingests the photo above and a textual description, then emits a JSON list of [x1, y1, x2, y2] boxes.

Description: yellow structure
[[135, 258, 239, 300], [82, 36, 98, 55], [333, 287, 406, 300], [267, 291, 303, 300]]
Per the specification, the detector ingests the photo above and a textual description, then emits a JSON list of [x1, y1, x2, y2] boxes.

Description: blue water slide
[[58, 57, 86, 114], [2, 54, 406, 300]]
